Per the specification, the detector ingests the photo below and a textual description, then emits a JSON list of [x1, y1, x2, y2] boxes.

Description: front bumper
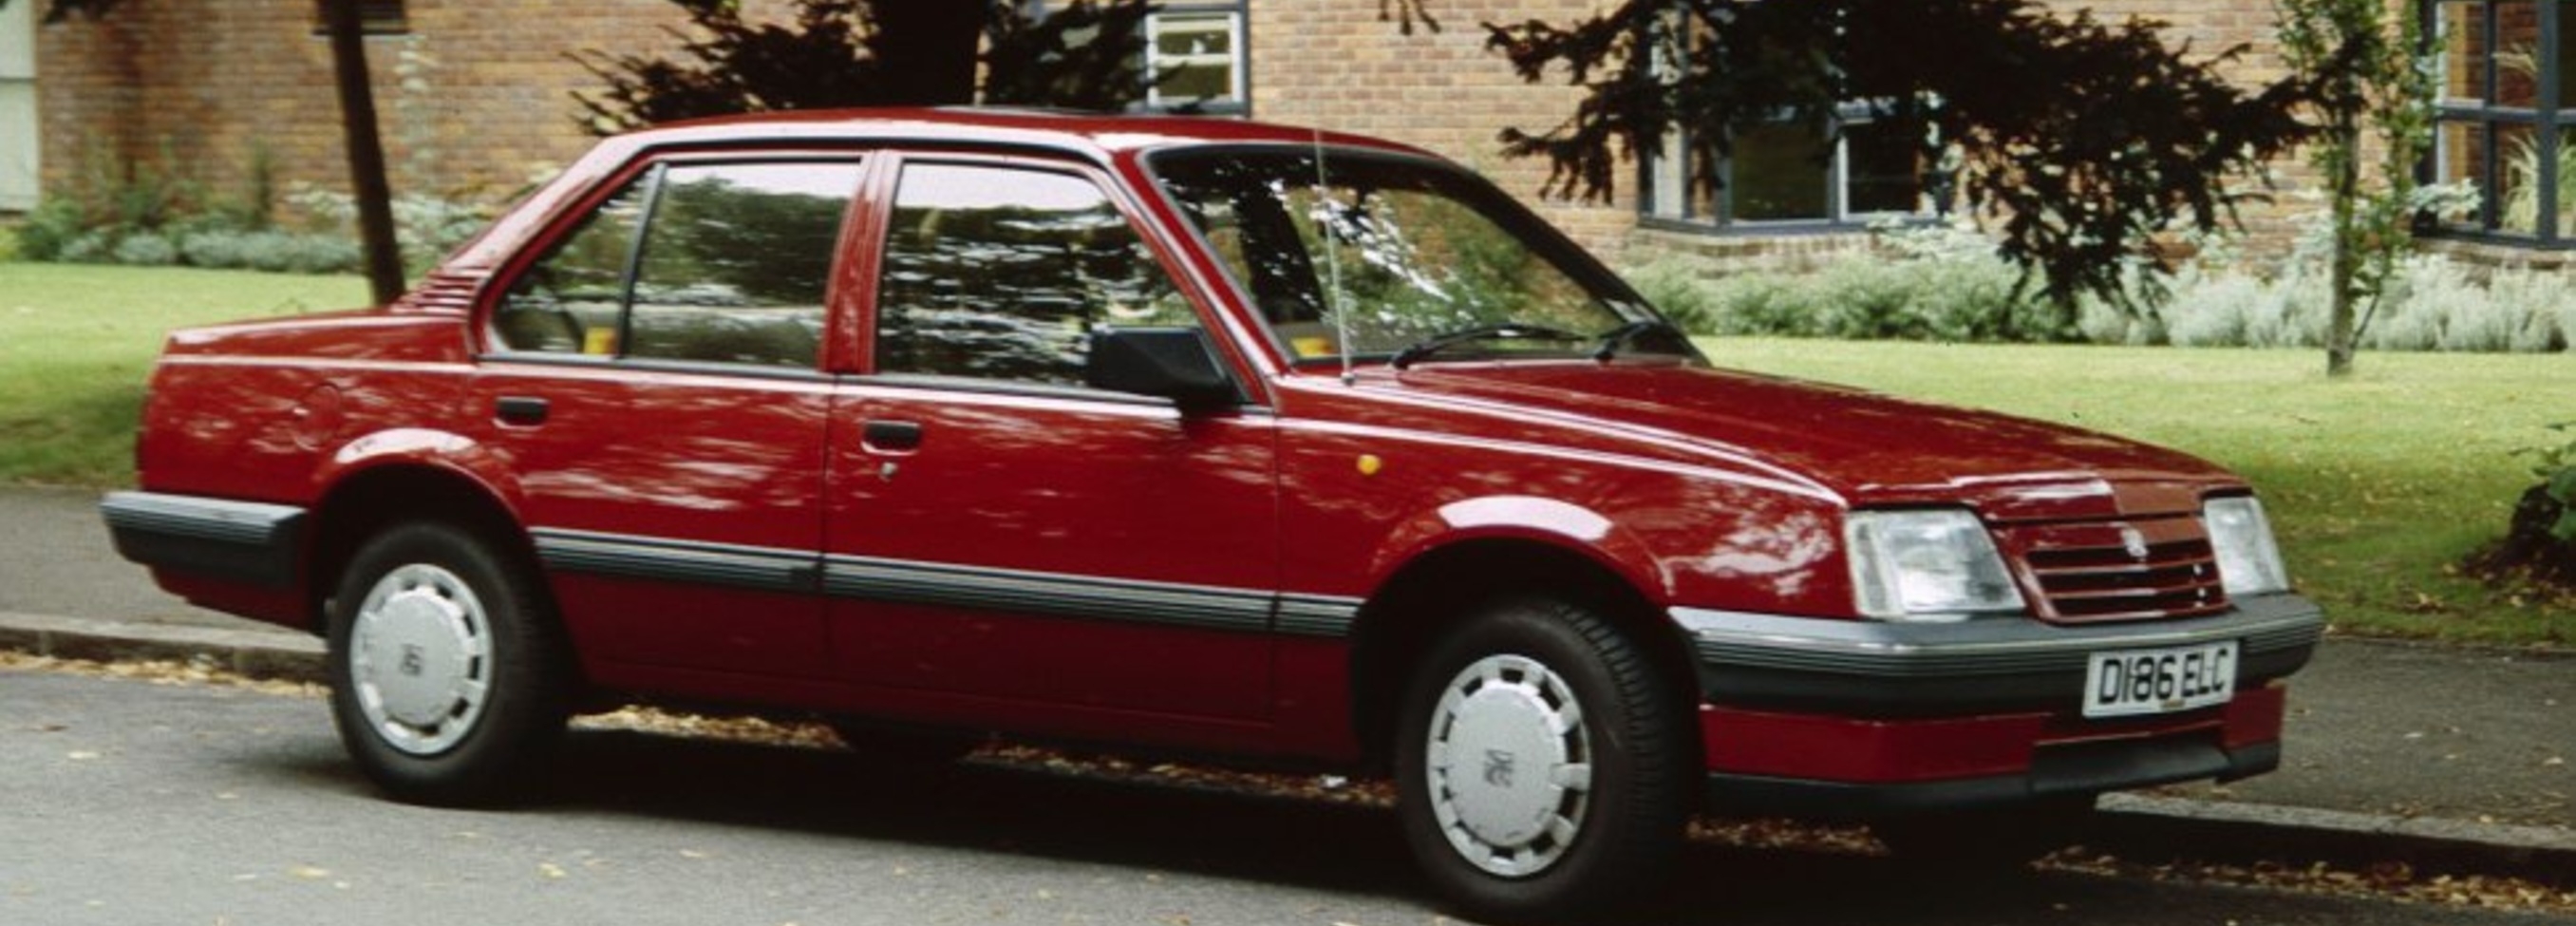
[[1670, 594, 2324, 819]]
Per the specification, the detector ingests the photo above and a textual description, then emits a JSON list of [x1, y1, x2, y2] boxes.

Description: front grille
[[2007, 516, 2229, 624]]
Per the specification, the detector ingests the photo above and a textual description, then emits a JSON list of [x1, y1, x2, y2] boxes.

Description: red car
[[104, 108, 2321, 919]]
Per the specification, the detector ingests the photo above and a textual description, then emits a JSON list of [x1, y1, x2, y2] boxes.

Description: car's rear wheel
[[327, 520, 570, 806], [1395, 595, 1690, 922]]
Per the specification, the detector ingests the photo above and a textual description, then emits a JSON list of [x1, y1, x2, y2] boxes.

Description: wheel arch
[[1346, 536, 1703, 772], [305, 461, 536, 633]]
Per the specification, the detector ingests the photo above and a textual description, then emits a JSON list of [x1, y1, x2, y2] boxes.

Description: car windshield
[[1151, 148, 1678, 367]]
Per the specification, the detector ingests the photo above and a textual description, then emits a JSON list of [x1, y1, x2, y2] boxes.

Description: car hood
[[1378, 361, 2237, 520]]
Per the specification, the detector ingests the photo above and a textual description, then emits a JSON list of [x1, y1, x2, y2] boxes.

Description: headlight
[[2203, 496, 2289, 595], [1845, 509, 2026, 622]]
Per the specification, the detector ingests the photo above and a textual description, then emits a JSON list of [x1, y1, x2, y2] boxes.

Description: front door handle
[[862, 419, 924, 452], [496, 395, 550, 425]]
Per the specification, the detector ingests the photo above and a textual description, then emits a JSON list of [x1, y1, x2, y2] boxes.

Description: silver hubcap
[[1425, 653, 1594, 878], [350, 563, 493, 756]]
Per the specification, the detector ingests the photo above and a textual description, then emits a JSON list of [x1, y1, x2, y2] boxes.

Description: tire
[[327, 520, 571, 806], [1394, 595, 1692, 923]]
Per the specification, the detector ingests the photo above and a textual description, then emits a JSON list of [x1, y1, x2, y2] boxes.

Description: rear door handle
[[862, 420, 923, 452], [496, 395, 550, 425]]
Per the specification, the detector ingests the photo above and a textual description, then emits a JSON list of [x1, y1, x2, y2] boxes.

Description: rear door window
[[494, 159, 864, 369]]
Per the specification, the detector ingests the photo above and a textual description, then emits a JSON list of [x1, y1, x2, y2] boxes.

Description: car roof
[[618, 106, 1434, 161]]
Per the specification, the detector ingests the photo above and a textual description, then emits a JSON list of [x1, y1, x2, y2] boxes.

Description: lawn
[[0, 263, 370, 485], [1707, 337, 2576, 647], [0, 263, 2564, 645]]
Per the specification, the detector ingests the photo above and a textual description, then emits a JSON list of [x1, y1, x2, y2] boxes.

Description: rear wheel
[[327, 520, 571, 806], [1394, 595, 1691, 922]]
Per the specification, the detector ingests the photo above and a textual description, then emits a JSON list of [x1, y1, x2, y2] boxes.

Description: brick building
[[9, 1, 2572, 266]]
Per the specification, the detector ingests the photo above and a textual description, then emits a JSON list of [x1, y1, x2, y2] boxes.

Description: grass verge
[[0, 263, 369, 486], [1707, 337, 2576, 646]]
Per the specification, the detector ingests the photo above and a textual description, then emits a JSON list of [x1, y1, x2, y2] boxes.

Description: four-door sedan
[[104, 108, 2322, 921]]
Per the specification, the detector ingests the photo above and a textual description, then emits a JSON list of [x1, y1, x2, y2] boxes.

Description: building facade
[[19, 0, 2553, 268]]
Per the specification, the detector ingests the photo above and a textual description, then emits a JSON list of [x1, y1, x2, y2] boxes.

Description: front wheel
[[1395, 595, 1692, 922], [327, 520, 571, 806]]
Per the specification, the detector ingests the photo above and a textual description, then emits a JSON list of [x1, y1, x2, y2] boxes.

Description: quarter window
[[873, 162, 1195, 387], [494, 160, 863, 369]]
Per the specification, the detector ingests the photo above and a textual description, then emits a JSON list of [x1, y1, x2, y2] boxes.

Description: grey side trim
[[531, 528, 819, 595], [520, 528, 1359, 639], [100, 491, 309, 588], [822, 555, 1276, 634], [1275, 594, 1364, 638], [1676, 594, 2325, 680]]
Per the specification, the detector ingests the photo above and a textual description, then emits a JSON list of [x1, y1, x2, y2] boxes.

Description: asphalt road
[[5, 668, 2566, 926]]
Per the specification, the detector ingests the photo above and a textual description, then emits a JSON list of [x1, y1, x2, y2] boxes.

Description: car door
[[822, 155, 1280, 724], [472, 156, 865, 679]]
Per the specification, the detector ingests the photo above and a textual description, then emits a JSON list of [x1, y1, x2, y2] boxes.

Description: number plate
[[2082, 640, 2239, 718]]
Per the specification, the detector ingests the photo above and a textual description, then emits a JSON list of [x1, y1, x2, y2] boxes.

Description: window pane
[[495, 177, 650, 355], [1730, 121, 1830, 221], [874, 164, 1191, 386], [2499, 123, 2543, 232], [627, 162, 860, 369], [1149, 11, 1241, 105], [2439, 2, 2491, 105], [2435, 121, 2486, 228], [1845, 121, 1924, 215], [2497, 1, 2544, 107]]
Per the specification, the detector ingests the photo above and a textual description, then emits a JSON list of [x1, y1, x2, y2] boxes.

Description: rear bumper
[[100, 490, 307, 590], [1669, 595, 2323, 818]]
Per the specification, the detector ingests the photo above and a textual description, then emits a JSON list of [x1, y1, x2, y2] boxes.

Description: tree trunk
[[2323, 117, 2360, 378], [872, 1, 986, 105], [322, 0, 404, 304]]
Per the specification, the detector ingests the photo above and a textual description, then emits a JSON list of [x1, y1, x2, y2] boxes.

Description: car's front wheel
[[327, 520, 570, 806], [1395, 595, 1691, 922]]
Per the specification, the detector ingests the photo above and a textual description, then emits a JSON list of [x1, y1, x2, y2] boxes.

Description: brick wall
[[1248, 0, 1639, 256], [35, 0, 681, 212], [34, 0, 2320, 265]]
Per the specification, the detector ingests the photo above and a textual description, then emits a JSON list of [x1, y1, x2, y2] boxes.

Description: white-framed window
[[1144, 4, 1247, 114]]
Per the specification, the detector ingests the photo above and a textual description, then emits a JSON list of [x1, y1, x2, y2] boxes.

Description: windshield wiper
[[1591, 318, 1689, 362], [1389, 324, 1588, 369]]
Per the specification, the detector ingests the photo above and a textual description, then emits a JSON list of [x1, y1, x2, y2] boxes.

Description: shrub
[[110, 233, 180, 267]]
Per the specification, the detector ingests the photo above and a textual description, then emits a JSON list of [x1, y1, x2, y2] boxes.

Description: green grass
[[1706, 337, 2576, 646], [0, 263, 369, 486], [0, 262, 2562, 644]]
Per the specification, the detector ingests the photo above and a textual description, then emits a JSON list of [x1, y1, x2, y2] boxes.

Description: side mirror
[[1086, 327, 1242, 411]]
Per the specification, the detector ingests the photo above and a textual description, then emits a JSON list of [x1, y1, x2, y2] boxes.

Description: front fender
[[1367, 495, 1671, 601]]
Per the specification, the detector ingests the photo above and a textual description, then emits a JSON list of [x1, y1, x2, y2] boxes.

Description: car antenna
[[1310, 125, 1357, 387]]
